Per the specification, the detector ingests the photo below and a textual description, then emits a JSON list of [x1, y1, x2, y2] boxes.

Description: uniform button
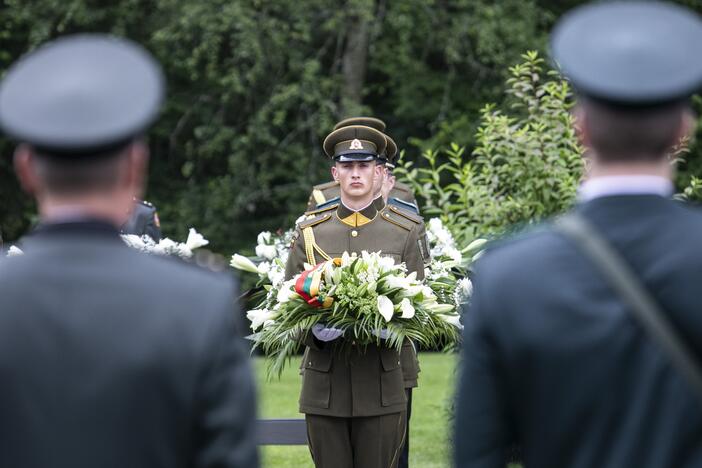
[[308, 361, 312, 365], [397, 360, 401, 365], [351, 230, 358, 237]]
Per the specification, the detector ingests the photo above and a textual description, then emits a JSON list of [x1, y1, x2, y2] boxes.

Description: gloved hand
[[312, 323, 344, 342], [371, 328, 391, 340]]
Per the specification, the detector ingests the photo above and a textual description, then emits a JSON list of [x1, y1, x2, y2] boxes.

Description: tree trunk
[[340, 0, 373, 117]]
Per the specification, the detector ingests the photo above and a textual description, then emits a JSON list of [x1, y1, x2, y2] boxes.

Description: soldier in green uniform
[[306, 117, 419, 212], [285, 124, 428, 468], [121, 198, 162, 240]]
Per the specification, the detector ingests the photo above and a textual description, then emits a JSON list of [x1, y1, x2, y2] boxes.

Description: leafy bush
[[396, 51, 584, 244]]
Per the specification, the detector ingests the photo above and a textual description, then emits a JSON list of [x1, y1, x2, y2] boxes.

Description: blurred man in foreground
[[455, 2, 702, 467], [0, 35, 257, 468]]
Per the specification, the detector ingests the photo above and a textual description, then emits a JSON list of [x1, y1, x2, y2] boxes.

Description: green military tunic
[[306, 180, 418, 212], [285, 201, 428, 418]]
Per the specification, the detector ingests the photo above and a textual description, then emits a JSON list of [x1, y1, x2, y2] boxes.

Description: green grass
[[255, 352, 458, 468]]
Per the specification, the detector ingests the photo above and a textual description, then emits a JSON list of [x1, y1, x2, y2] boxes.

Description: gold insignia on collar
[[349, 139, 363, 150], [340, 212, 372, 227]]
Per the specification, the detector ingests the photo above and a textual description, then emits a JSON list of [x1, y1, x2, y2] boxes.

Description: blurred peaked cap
[[384, 135, 398, 162], [333, 116, 386, 132], [0, 34, 165, 156], [551, 1, 702, 107], [323, 125, 387, 161]]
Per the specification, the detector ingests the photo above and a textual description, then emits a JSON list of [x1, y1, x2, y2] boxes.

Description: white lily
[[399, 298, 415, 319], [341, 252, 352, 267], [465, 238, 487, 252], [384, 275, 412, 290], [185, 228, 209, 250], [255, 244, 278, 260], [277, 279, 298, 303], [257, 261, 271, 275], [230, 254, 260, 274], [247, 308, 275, 331], [428, 303, 455, 314], [377, 255, 397, 271], [377, 295, 394, 322], [257, 231, 272, 245], [439, 313, 463, 329]]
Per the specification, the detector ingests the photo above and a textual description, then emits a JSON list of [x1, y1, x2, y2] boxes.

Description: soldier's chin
[[345, 185, 369, 197]]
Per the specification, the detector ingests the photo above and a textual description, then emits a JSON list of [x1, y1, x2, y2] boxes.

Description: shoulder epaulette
[[388, 197, 419, 214], [387, 204, 422, 224], [299, 212, 333, 229], [392, 181, 414, 194], [316, 197, 340, 210], [380, 208, 413, 231], [304, 202, 339, 217], [312, 180, 340, 191]]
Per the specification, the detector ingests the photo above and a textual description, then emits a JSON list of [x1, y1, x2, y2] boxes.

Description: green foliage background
[[2, 0, 702, 252]]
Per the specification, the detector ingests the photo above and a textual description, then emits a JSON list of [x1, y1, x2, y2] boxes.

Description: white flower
[[230, 254, 260, 274], [439, 314, 463, 329], [267, 268, 285, 289], [399, 298, 415, 319], [7, 245, 23, 256], [255, 244, 278, 261], [185, 228, 209, 250], [340, 252, 352, 267], [153, 238, 179, 256], [257, 261, 271, 275], [247, 308, 275, 331], [257, 231, 272, 245], [455, 278, 473, 305], [377, 255, 397, 271], [277, 279, 297, 303], [465, 238, 487, 252], [377, 295, 394, 322], [444, 246, 462, 263], [121, 234, 146, 250], [384, 275, 412, 290], [428, 303, 455, 314]]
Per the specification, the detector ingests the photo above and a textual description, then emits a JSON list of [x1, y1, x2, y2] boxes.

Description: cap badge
[[349, 139, 363, 150]]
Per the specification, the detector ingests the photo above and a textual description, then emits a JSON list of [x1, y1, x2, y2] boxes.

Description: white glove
[[312, 323, 344, 342], [371, 328, 390, 339]]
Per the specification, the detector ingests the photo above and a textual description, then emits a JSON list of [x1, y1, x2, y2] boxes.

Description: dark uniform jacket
[[285, 202, 428, 417], [122, 199, 161, 240], [455, 195, 702, 468], [306, 180, 418, 212], [0, 220, 258, 468]]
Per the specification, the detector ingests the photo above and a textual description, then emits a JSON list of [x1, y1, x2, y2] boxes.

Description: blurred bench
[[256, 418, 308, 445]]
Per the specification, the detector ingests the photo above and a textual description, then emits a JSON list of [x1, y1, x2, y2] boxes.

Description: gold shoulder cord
[[302, 226, 332, 265]]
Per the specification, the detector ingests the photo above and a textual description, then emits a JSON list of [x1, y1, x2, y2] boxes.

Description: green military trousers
[[306, 411, 407, 468]]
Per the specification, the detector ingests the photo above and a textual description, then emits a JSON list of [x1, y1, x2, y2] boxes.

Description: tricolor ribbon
[[295, 261, 334, 308]]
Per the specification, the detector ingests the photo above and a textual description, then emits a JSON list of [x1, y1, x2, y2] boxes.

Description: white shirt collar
[[578, 175, 673, 202]]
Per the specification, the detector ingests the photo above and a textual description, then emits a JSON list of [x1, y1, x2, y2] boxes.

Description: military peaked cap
[[0, 34, 164, 156], [333, 116, 386, 132], [333, 116, 397, 164], [323, 125, 387, 161], [551, 1, 702, 107]]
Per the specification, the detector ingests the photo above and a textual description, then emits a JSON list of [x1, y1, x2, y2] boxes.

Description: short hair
[[582, 99, 687, 162], [32, 143, 130, 196]]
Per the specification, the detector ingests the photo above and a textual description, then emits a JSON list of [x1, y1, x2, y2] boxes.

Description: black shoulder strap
[[554, 212, 702, 404]]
